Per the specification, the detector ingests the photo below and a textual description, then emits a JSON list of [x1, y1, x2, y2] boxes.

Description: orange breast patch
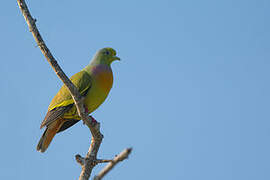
[[96, 71, 113, 92]]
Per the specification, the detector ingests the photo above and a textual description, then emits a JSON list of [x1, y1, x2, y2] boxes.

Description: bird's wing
[[40, 71, 92, 128]]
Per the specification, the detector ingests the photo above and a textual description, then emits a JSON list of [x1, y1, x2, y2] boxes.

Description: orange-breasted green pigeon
[[37, 47, 120, 152]]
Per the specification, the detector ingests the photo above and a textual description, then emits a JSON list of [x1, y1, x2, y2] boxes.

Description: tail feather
[[37, 119, 65, 153], [37, 129, 48, 152]]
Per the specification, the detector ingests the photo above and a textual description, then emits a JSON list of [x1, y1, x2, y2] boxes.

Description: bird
[[37, 47, 120, 153]]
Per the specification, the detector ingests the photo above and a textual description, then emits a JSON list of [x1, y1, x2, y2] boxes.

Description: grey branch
[[94, 148, 132, 180], [17, 1, 131, 180], [17, 0, 102, 179]]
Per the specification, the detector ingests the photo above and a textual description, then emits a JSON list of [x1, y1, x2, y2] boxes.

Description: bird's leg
[[82, 105, 98, 126], [84, 105, 89, 113]]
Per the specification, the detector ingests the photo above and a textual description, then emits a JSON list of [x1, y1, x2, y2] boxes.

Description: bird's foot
[[89, 115, 97, 124], [89, 116, 101, 131]]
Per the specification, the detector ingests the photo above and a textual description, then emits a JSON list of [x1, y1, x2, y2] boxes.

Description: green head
[[92, 47, 120, 65]]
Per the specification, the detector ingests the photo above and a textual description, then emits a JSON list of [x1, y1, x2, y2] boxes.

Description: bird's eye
[[104, 51, 110, 55]]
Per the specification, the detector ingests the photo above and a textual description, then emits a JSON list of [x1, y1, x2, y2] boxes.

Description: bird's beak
[[113, 56, 121, 61]]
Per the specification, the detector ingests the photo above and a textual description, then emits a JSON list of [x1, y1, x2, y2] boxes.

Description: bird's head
[[93, 47, 120, 65]]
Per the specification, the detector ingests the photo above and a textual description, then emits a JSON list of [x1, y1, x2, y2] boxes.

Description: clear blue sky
[[1, 0, 270, 179]]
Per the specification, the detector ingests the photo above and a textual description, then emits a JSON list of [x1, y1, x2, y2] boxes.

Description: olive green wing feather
[[40, 71, 92, 128]]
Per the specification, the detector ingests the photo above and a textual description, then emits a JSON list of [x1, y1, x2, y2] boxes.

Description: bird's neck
[[83, 63, 112, 76]]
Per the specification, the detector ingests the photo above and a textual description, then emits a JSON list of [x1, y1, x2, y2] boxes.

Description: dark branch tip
[[75, 154, 82, 159], [127, 148, 132, 152]]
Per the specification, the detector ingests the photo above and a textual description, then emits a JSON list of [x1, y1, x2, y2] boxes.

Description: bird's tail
[[37, 119, 64, 153]]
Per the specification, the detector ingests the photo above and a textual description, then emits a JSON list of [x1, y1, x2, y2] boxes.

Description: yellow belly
[[84, 83, 111, 113], [63, 69, 113, 119], [85, 70, 113, 113]]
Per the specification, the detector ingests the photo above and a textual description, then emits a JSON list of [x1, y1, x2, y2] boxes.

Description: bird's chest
[[84, 69, 113, 113], [95, 71, 113, 92]]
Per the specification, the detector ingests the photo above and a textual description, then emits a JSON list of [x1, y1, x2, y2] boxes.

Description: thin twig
[[95, 159, 114, 164], [94, 148, 132, 180]]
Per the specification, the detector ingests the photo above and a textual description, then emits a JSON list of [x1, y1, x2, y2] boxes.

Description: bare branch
[[94, 148, 132, 180], [17, 1, 131, 180], [17, 1, 103, 179]]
